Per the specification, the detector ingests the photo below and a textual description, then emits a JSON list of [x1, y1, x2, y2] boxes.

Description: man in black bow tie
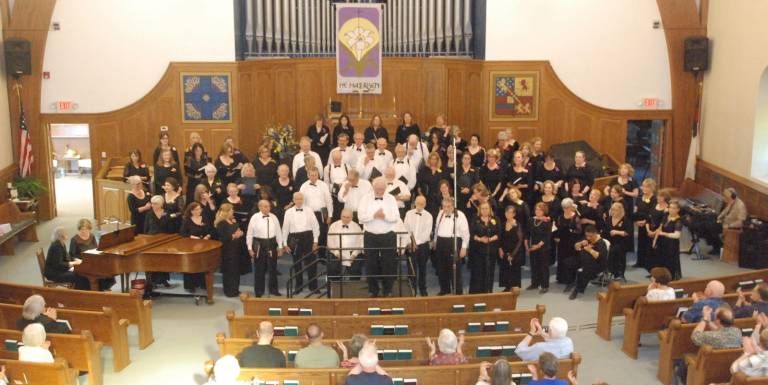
[[357, 177, 400, 297], [432, 198, 470, 295], [246, 199, 285, 297], [328, 209, 363, 279], [281, 192, 320, 295]]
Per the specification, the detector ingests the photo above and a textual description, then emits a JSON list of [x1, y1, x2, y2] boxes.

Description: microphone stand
[[451, 129, 459, 295]]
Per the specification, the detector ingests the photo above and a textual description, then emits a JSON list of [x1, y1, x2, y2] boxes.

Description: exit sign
[[642, 98, 659, 108], [57, 101, 73, 111]]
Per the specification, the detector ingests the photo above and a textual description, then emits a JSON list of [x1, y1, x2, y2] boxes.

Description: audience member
[[516, 318, 574, 361], [18, 323, 54, 363], [16, 295, 71, 334], [527, 352, 568, 385], [337, 334, 368, 369], [237, 321, 286, 368], [682, 280, 726, 323], [346, 344, 392, 385], [646, 267, 676, 301], [731, 321, 768, 377], [734, 283, 768, 318], [475, 360, 512, 385], [294, 323, 340, 368], [205, 355, 247, 385], [426, 329, 468, 365], [691, 306, 742, 349]]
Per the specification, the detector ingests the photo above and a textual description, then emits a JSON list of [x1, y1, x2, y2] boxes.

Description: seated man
[[237, 321, 286, 368], [294, 323, 340, 368], [516, 317, 574, 362], [734, 283, 768, 318], [346, 344, 392, 385], [691, 306, 742, 349], [16, 295, 71, 334], [682, 280, 726, 323], [704, 187, 747, 255], [527, 352, 568, 385], [426, 329, 468, 365], [731, 324, 768, 377], [327, 209, 363, 278], [568, 225, 608, 300]]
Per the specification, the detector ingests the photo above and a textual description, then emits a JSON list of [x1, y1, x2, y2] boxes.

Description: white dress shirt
[[18, 346, 54, 363], [385, 179, 411, 209], [337, 179, 373, 212], [348, 144, 366, 167], [327, 220, 363, 266], [404, 208, 433, 246], [330, 146, 355, 168], [292, 150, 324, 178], [324, 162, 350, 188], [373, 149, 393, 174], [282, 205, 320, 243], [299, 180, 334, 215], [392, 157, 417, 190], [433, 209, 470, 250], [246, 212, 285, 249], [357, 193, 400, 234], [407, 141, 430, 169], [355, 155, 379, 180]]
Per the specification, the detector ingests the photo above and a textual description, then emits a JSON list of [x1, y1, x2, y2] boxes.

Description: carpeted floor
[[0, 175, 747, 384]]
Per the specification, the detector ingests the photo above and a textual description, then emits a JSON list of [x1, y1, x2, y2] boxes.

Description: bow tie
[[342, 224, 349, 229], [396, 161, 404, 164], [378, 152, 385, 156], [387, 182, 393, 185], [351, 185, 358, 188], [375, 197, 383, 201], [340, 149, 346, 152], [445, 215, 452, 219], [415, 212, 422, 216], [295, 208, 302, 212], [334, 165, 340, 168], [357, 148, 362, 152], [310, 183, 317, 187], [262, 215, 269, 219]]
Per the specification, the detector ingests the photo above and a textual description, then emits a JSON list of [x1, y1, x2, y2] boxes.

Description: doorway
[[49, 123, 94, 219], [625, 120, 664, 182]]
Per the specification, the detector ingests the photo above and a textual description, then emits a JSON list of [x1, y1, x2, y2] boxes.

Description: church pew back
[[595, 269, 768, 340], [0, 358, 79, 385], [0, 328, 104, 385], [0, 281, 154, 349], [657, 318, 756, 385], [240, 289, 521, 316], [730, 372, 768, 385], [684, 345, 743, 385], [227, 305, 545, 339], [0, 303, 130, 371]]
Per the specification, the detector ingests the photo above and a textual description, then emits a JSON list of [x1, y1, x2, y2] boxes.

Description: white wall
[[0, 14, 14, 169], [41, 0, 235, 113], [700, 0, 768, 183], [485, 0, 671, 110]]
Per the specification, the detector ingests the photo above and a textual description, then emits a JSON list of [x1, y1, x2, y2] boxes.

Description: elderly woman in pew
[[731, 316, 768, 378], [337, 334, 369, 369], [69, 218, 115, 291], [16, 295, 71, 334], [205, 355, 249, 385], [425, 329, 469, 365], [44, 226, 89, 290], [18, 323, 54, 363]]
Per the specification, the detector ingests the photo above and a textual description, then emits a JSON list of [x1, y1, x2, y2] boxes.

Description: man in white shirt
[[383, 166, 411, 218], [373, 137, 393, 174], [432, 198, 469, 295], [246, 199, 285, 297], [406, 134, 429, 170], [355, 142, 379, 181], [329, 133, 354, 168], [392, 144, 417, 192], [404, 195, 433, 296], [357, 177, 401, 297], [292, 136, 323, 178], [299, 168, 334, 256], [337, 169, 372, 222], [348, 132, 367, 167], [282, 192, 320, 295], [324, 150, 350, 220], [327, 209, 363, 277]]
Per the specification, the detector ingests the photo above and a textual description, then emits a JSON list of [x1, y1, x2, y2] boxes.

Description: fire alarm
[[43, 71, 50, 79]]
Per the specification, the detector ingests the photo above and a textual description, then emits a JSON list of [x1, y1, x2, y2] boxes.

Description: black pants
[[183, 273, 205, 291], [47, 271, 90, 290], [252, 238, 279, 296], [436, 237, 463, 294], [364, 231, 397, 296], [331, 195, 343, 221], [530, 248, 550, 289], [288, 231, 316, 291], [469, 250, 496, 294], [609, 243, 627, 278], [574, 260, 602, 293], [636, 223, 651, 269], [498, 259, 521, 289], [700, 220, 724, 250], [315, 211, 329, 257], [220, 242, 241, 297], [410, 243, 430, 293]]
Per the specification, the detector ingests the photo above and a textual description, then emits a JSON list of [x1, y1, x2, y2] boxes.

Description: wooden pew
[[684, 345, 743, 385], [0, 358, 79, 385], [0, 328, 104, 385], [595, 269, 768, 340], [0, 201, 37, 256], [240, 289, 521, 316], [0, 281, 154, 349], [730, 372, 768, 385], [217, 332, 542, 365], [658, 318, 756, 385], [0, 303, 130, 371], [227, 354, 581, 384], [227, 305, 545, 339], [621, 293, 740, 359]]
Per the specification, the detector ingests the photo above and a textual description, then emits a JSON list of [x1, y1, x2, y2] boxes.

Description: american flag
[[18, 104, 33, 177]]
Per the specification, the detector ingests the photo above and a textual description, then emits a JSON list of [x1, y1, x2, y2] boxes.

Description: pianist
[[44, 227, 89, 290], [701, 187, 748, 256]]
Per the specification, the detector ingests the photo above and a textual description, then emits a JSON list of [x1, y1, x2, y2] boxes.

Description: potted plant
[[12, 176, 47, 211]]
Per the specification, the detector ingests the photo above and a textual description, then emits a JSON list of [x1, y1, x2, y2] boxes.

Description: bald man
[[238, 321, 286, 368], [294, 323, 339, 368], [358, 177, 401, 297], [682, 280, 726, 323], [246, 200, 284, 297], [404, 196, 433, 296], [282, 192, 320, 295]]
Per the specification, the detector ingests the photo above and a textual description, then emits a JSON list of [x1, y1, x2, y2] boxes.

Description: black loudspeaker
[[4, 38, 31, 76], [684, 36, 709, 72], [330, 101, 342, 113]]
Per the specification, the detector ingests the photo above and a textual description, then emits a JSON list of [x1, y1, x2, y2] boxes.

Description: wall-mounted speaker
[[684, 36, 709, 73], [4, 38, 31, 76]]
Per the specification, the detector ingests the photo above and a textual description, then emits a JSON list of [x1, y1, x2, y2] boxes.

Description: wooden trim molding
[[695, 158, 768, 220], [0, 163, 17, 203]]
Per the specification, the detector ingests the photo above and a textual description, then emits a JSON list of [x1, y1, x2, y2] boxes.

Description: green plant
[[13, 176, 47, 200]]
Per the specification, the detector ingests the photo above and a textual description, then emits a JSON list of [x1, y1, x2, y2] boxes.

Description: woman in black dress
[[123, 149, 150, 190], [215, 143, 240, 187], [215, 203, 245, 297], [201, 164, 224, 205], [237, 163, 260, 212], [530, 137, 545, 169], [609, 164, 639, 254], [152, 131, 180, 166], [568, 178, 587, 204], [308, 114, 331, 162], [456, 152, 479, 210], [645, 189, 671, 271], [555, 198, 581, 287], [70, 218, 116, 290], [634, 179, 657, 269], [153, 149, 182, 195], [183, 132, 206, 165], [655, 200, 683, 280], [480, 149, 505, 201], [506, 151, 532, 204], [126, 176, 151, 234], [469, 202, 500, 293], [499, 187, 530, 236], [565, 151, 594, 196], [144, 195, 173, 287], [428, 114, 450, 148], [451, 126, 468, 155], [539, 181, 562, 222], [161, 177, 185, 234], [223, 183, 253, 277], [428, 132, 446, 163], [274, 164, 295, 223], [606, 202, 631, 281], [527, 202, 553, 293], [467, 134, 486, 168], [396, 112, 420, 145], [333, 114, 355, 148], [184, 142, 209, 204], [499, 205, 524, 290], [417, 152, 447, 218], [44, 227, 89, 289], [602, 185, 629, 220], [579, 189, 606, 233], [363, 114, 388, 144], [179, 202, 215, 291], [193, 184, 217, 225], [252, 145, 277, 190], [535, 153, 564, 200]]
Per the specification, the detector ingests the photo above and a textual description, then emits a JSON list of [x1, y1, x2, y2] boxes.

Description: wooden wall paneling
[[295, 64, 325, 126], [515, 127, 538, 144], [695, 159, 768, 220], [211, 129, 234, 155], [399, 67, 426, 125], [599, 119, 627, 164], [447, 67, 466, 129], [466, 68, 483, 134], [0, 164, 17, 204], [275, 69, 297, 125], [544, 98, 566, 147]]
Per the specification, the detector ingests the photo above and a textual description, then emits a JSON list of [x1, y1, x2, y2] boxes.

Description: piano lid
[[92, 233, 180, 256]]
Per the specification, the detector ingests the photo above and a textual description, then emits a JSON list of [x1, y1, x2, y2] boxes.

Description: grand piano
[[78, 224, 222, 304]]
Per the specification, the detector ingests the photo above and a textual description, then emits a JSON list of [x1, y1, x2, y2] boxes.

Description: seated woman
[[475, 360, 512, 385], [337, 334, 368, 369], [16, 294, 71, 334], [18, 323, 54, 363], [205, 355, 248, 385], [44, 226, 89, 290], [426, 329, 468, 365], [731, 325, 768, 377], [646, 267, 676, 301], [69, 218, 115, 291]]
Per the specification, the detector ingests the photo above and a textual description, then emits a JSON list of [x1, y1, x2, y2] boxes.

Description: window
[[752, 66, 768, 183]]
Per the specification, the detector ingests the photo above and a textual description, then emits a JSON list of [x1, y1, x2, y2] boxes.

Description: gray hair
[[347, 169, 360, 179], [491, 359, 512, 385], [358, 344, 379, 369], [437, 328, 458, 354], [50, 226, 67, 243], [548, 317, 568, 339], [22, 323, 46, 348], [203, 163, 217, 174], [150, 195, 165, 206], [561, 198, 575, 210], [212, 355, 240, 383], [22, 295, 45, 320], [348, 334, 368, 358], [126, 175, 143, 186]]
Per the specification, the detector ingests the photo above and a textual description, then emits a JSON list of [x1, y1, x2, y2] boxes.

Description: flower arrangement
[[263, 122, 298, 161]]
